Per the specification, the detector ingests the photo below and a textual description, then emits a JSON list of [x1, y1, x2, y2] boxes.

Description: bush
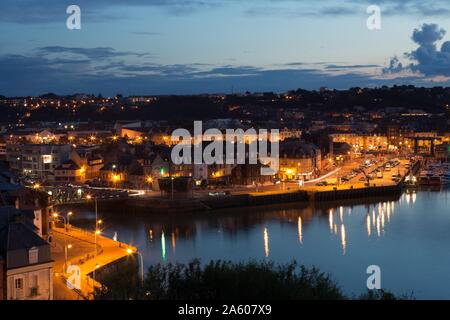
[[96, 259, 411, 300], [144, 260, 344, 300]]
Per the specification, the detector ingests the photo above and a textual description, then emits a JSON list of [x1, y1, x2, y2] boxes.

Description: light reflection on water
[[70, 188, 450, 299]]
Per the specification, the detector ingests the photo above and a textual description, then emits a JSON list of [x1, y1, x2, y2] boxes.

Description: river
[[67, 188, 450, 299]]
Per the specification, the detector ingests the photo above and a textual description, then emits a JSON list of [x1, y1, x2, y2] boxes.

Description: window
[[15, 278, 23, 290], [29, 247, 39, 264], [30, 275, 39, 297]]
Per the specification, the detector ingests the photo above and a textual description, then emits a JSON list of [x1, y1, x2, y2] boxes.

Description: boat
[[418, 163, 450, 186], [418, 170, 432, 185], [404, 172, 418, 187], [440, 171, 450, 185], [429, 175, 442, 186]]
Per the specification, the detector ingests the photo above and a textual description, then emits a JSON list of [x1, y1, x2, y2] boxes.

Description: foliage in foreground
[[144, 260, 343, 300], [96, 259, 409, 300]]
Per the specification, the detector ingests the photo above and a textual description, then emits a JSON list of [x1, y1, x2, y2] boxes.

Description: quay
[[57, 159, 421, 214]]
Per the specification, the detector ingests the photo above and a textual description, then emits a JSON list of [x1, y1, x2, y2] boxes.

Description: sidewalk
[[51, 226, 136, 300]]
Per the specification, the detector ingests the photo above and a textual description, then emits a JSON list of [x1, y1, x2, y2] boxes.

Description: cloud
[[0, 0, 221, 23], [244, 0, 450, 19], [383, 23, 450, 78], [36, 46, 151, 59], [326, 64, 380, 70], [2, 0, 450, 24], [411, 23, 446, 45], [383, 56, 404, 74], [131, 31, 162, 36], [0, 45, 445, 96], [407, 24, 450, 76]]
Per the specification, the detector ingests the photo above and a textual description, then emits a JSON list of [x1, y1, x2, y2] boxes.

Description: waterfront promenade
[[51, 226, 136, 300], [56, 158, 418, 214]]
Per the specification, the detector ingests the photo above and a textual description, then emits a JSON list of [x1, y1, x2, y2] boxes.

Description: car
[[209, 191, 227, 197]]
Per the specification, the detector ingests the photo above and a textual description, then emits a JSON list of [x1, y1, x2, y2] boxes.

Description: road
[[51, 226, 136, 300]]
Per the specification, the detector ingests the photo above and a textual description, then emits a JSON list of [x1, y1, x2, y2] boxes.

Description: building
[[329, 133, 389, 155], [279, 128, 302, 141], [231, 163, 271, 186], [6, 143, 71, 181], [278, 140, 322, 181], [54, 160, 83, 184], [99, 163, 127, 188], [435, 143, 450, 160], [5, 144, 22, 172], [0, 257, 4, 300], [0, 165, 52, 240], [0, 137, 6, 160], [54, 148, 104, 184], [0, 207, 53, 300]]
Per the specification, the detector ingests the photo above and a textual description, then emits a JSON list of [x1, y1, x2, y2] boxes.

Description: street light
[[67, 211, 73, 228], [64, 243, 72, 274], [126, 248, 144, 287], [87, 194, 101, 299]]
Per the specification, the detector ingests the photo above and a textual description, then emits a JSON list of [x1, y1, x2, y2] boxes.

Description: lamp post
[[87, 194, 101, 299], [67, 211, 73, 229], [64, 243, 72, 274], [127, 248, 144, 287]]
